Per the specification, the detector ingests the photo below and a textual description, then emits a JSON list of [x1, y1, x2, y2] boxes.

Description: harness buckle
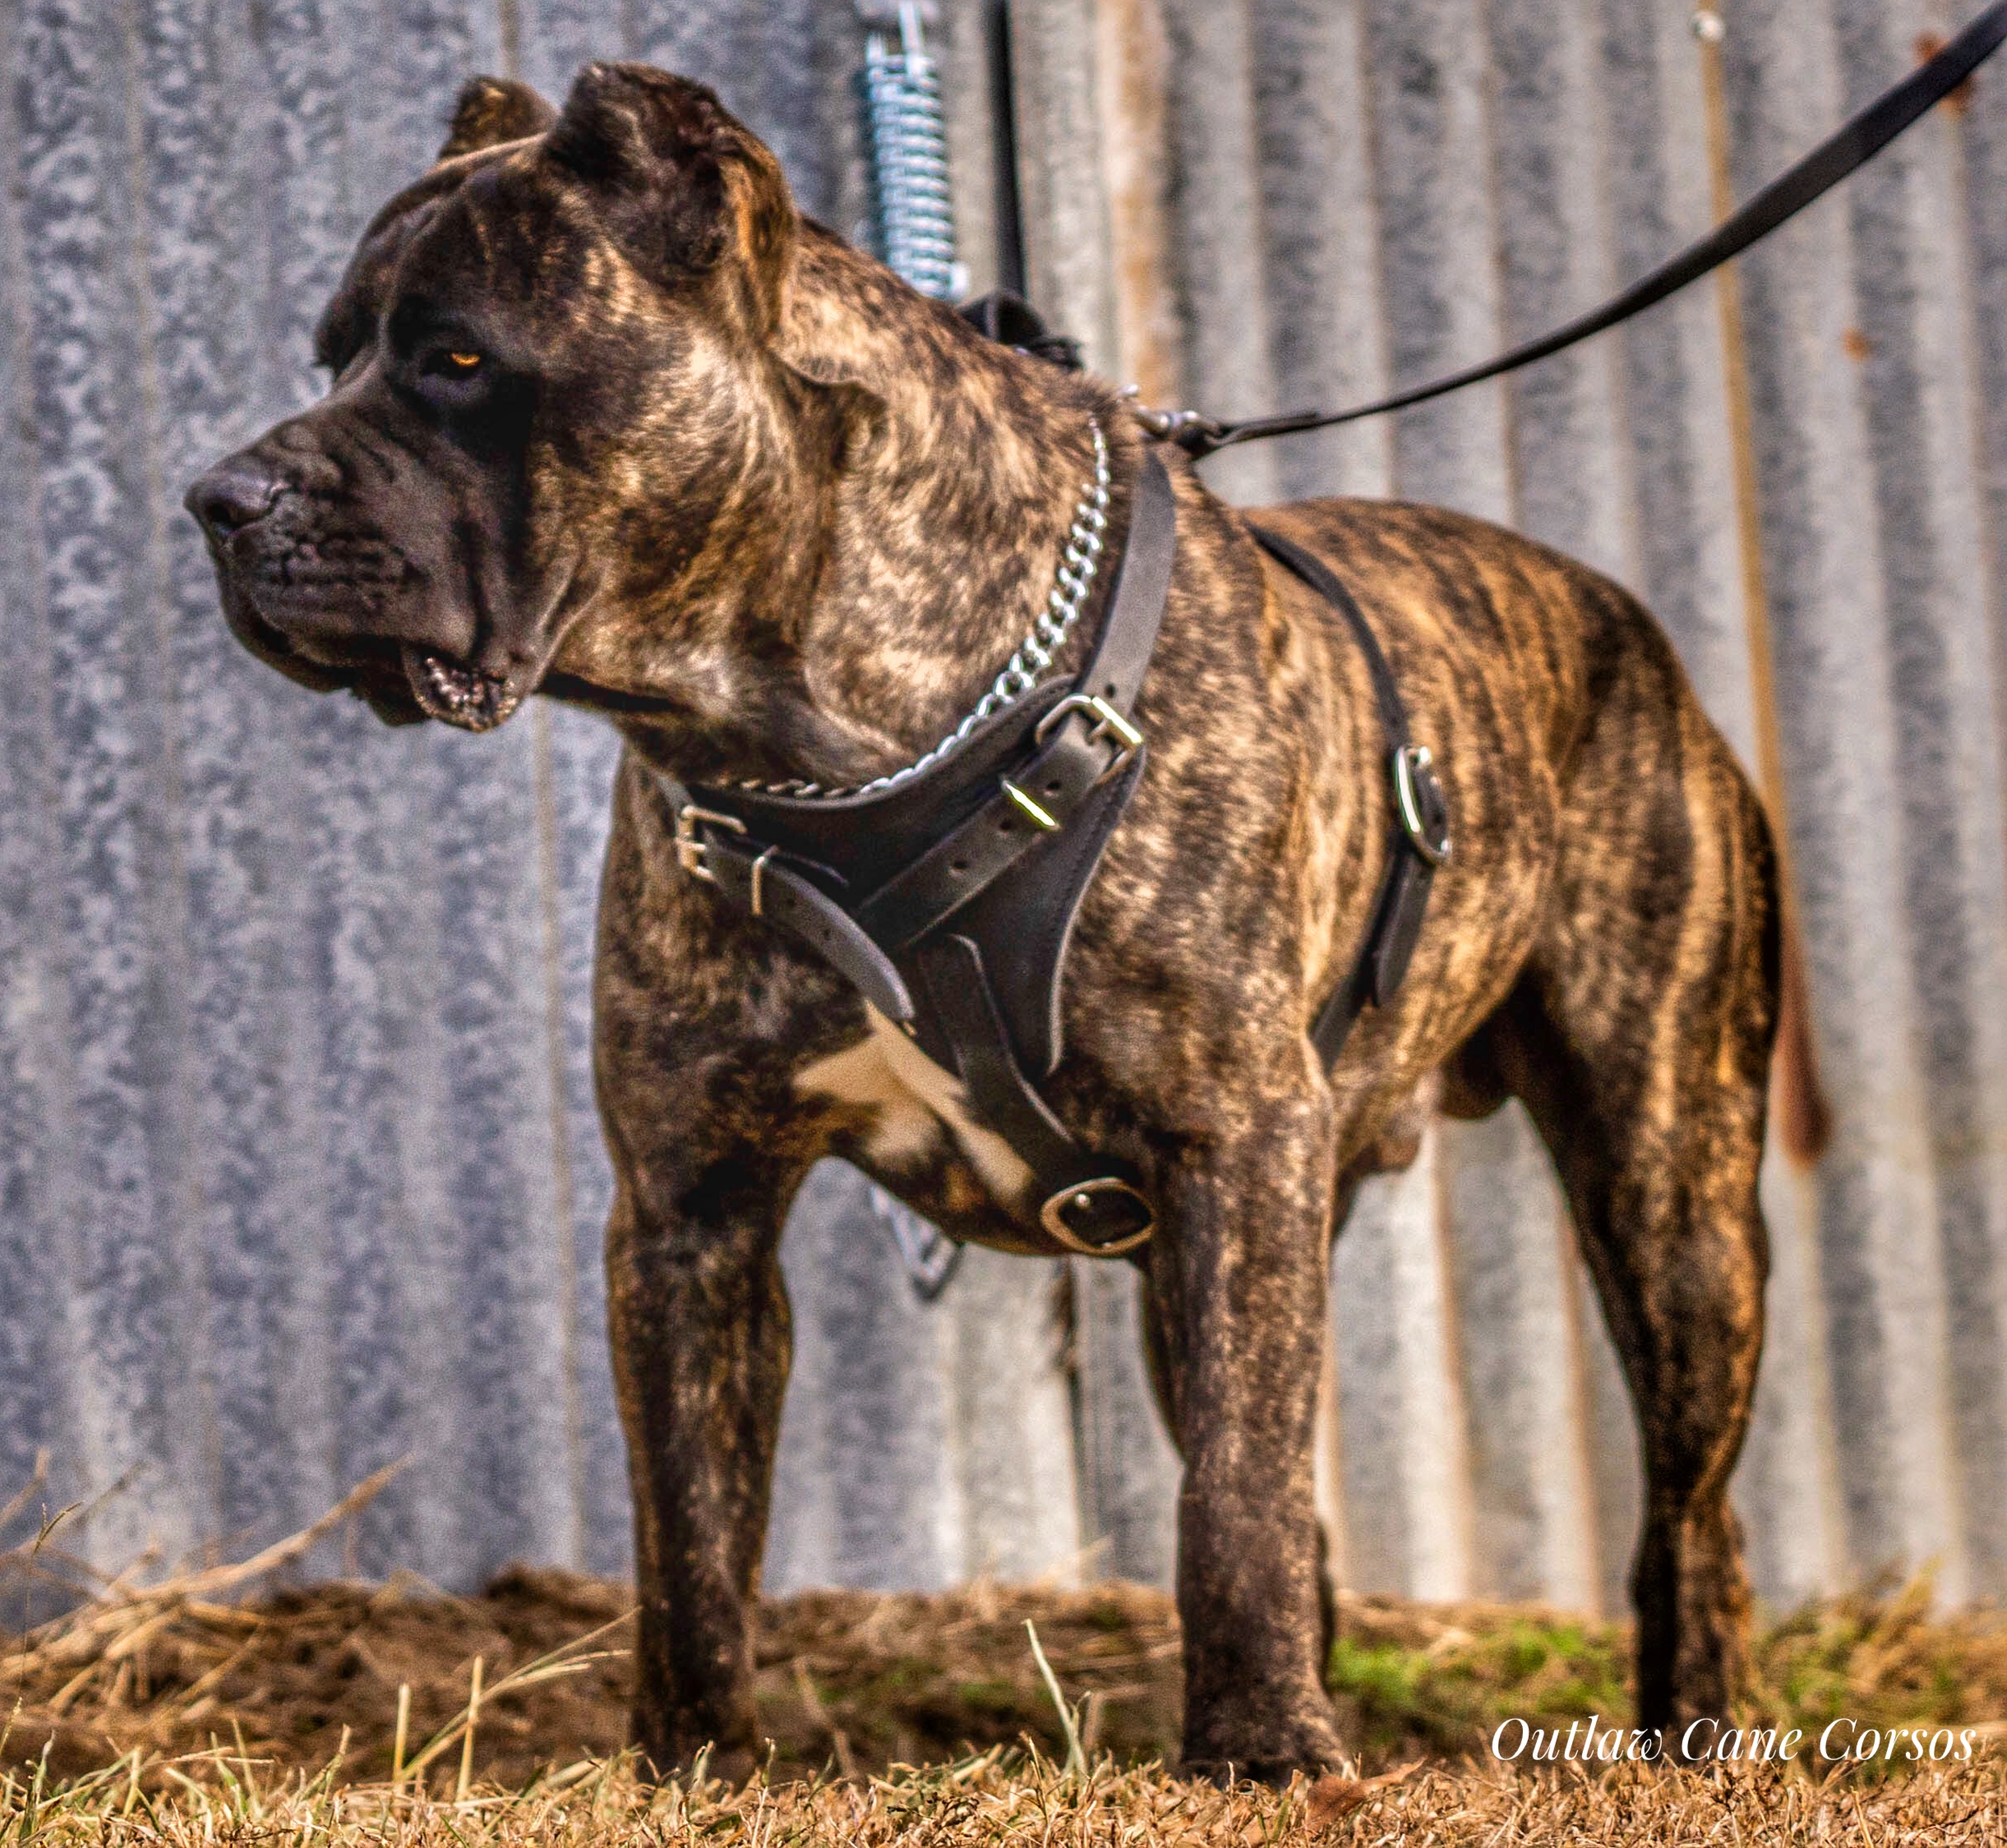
[[1035, 693, 1144, 778], [1391, 744, 1452, 866], [1127, 402, 1228, 455], [675, 804, 747, 883]]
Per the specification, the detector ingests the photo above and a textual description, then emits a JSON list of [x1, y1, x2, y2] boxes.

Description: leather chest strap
[[681, 813, 918, 1022], [917, 934, 1155, 1256]]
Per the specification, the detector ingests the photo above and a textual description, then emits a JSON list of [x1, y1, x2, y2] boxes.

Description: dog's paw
[[1181, 1708, 1350, 1789]]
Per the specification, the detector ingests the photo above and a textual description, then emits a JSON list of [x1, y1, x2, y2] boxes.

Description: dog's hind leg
[[1492, 705, 1779, 1750]]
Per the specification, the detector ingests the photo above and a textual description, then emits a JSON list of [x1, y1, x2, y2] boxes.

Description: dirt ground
[[7, 1561, 2005, 1794], [4, 1566, 1193, 1789]]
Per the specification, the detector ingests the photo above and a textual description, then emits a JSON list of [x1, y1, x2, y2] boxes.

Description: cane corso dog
[[187, 65, 1779, 1781]]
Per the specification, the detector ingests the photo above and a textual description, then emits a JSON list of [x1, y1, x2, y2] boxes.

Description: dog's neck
[[547, 226, 1128, 792]]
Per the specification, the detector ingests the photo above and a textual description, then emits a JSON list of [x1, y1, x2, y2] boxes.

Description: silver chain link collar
[[736, 417, 1111, 799]]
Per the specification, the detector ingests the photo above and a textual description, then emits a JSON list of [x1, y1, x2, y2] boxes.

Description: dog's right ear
[[436, 76, 556, 162], [546, 63, 795, 334]]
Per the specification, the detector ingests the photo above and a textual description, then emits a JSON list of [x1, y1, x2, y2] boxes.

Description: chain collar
[[736, 417, 1111, 799]]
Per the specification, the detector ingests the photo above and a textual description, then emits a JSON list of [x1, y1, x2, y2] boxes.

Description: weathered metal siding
[[2, 0, 2003, 1614]]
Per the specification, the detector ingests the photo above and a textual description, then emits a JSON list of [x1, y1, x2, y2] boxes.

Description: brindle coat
[[187, 66, 1777, 1783]]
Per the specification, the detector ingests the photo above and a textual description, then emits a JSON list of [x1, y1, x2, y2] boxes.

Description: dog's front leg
[[1142, 1085, 1345, 1783], [604, 1134, 800, 1781]]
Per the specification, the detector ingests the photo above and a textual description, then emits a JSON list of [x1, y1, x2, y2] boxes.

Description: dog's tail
[[1772, 904, 1832, 1166]]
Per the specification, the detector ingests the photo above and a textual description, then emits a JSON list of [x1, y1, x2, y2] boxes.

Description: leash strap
[[1160, 2, 2007, 458], [1248, 526, 1451, 1067]]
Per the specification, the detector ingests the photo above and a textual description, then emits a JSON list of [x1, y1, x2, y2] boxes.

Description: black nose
[[185, 456, 284, 541]]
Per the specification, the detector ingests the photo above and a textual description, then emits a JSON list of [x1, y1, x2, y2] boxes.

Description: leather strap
[[686, 823, 916, 1022], [916, 936, 1154, 1254], [1071, 449, 1179, 711], [961, 745, 1146, 1078], [854, 723, 1144, 948], [1250, 528, 1403, 749], [1249, 524, 1451, 1067]]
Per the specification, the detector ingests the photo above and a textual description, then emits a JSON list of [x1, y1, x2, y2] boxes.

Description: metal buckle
[[749, 844, 778, 916], [1001, 781, 1063, 831], [675, 804, 746, 883], [1391, 744, 1451, 866], [1127, 402, 1228, 454], [1034, 693, 1145, 779], [1039, 1177, 1156, 1256]]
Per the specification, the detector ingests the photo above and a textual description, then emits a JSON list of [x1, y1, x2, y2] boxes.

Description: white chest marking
[[796, 1006, 1036, 1202]]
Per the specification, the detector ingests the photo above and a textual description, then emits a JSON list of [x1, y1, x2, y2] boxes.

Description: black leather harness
[[656, 5, 2007, 1255], [662, 448, 1449, 1259]]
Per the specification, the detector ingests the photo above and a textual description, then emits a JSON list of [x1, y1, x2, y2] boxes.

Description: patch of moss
[[1330, 1612, 1635, 1759], [1323, 1583, 2005, 1781]]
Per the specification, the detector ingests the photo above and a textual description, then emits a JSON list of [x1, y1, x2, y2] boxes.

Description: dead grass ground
[[4, 1744, 2005, 1846], [7, 1563, 2005, 1790], [5, 1476, 2005, 1842]]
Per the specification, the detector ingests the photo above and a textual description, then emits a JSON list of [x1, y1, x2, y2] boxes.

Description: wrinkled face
[[185, 67, 794, 730]]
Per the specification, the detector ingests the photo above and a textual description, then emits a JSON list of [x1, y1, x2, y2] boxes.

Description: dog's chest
[[794, 1005, 1035, 1205]]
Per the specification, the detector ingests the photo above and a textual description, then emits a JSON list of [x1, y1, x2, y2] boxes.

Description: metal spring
[[860, 6, 958, 297]]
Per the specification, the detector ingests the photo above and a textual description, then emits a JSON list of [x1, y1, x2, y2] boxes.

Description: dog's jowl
[[188, 65, 1778, 1784]]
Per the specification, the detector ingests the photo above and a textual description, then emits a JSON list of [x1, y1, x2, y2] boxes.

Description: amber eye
[[422, 348, 484, 378]]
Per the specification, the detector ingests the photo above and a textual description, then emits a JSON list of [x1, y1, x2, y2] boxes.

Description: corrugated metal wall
[[3, 0, 2003, 1616]]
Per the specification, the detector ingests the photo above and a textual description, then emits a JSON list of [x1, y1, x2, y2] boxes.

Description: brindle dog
[[187, 65, 1778, 1783]]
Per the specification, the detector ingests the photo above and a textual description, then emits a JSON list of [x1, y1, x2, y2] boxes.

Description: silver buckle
[[1391, 745, 1451, 866], [675, 804, 746, 883], [1127, 402, 1227, 452], [749, 844, 777, 916], [1034, 693, 1144, 778]]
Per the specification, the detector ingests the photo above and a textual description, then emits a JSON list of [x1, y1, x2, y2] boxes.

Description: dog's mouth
[[206, 521, 542, 732], [403, 645, 525, 732]]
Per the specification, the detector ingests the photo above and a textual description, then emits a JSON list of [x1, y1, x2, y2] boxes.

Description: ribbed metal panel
[[2, 0, 2003, 1615]]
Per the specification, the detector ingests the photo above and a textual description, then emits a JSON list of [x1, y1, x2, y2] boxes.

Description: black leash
[[1147, 1, 2007, 459]]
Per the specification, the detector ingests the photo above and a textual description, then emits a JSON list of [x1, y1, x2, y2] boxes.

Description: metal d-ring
[[1391, 744, 1452, 866], [1039, 1176, 1156, 1256]]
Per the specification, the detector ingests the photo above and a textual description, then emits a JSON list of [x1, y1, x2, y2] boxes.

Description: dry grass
[[5, 1473, 2006, 1842], [13, 1549, 2004, 1790], [4, 1749, 2004, 1846]]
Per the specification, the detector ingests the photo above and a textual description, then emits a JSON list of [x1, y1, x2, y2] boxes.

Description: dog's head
[[186, 66, 805, 730]]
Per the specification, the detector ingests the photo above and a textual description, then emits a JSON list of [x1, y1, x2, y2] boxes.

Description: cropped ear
[[546, 62, 795, 334], [436, 76, 556, 162]]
